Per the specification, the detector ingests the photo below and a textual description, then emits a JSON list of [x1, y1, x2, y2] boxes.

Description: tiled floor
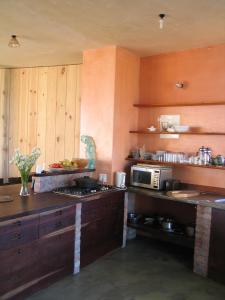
[[27, 238, 225, 300]]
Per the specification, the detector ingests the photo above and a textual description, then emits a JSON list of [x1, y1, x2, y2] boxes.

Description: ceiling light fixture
[[159, 14, 166, 29], [8, 35, 20, 48]]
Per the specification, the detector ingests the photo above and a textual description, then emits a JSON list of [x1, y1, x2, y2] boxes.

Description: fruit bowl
[[72, 158, 89, 168], [49, 163, 64, 172]]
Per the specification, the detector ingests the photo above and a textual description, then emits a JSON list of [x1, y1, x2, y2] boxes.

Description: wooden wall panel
[[0, 69, 10, 182], [18, 69, 29, 154], [27, 68, 38, 154], [8, 69, 20, 177], [36, 67, 48, 165], [55, 66, 67, 162], [0, 64, 81, 179], [65, 65, 78, 159], [45, 66, 58, 168]]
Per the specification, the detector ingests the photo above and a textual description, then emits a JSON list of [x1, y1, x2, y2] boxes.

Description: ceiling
[[0, 0, 225, 67]]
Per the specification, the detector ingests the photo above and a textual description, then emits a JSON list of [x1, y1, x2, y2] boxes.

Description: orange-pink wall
[[112, 48, 140, 175], [139, 43, 225, 188], [81, 46, 140, 183]]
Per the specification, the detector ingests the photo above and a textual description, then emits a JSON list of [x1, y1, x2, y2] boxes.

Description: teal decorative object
[[81, 135, 96, 169]]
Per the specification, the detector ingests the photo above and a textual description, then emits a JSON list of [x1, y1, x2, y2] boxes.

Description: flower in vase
[[10, 147, 41, 196]]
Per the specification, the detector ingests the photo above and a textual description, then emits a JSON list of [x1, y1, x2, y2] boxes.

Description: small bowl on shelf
[[147, 126, 157, 132], [173, 125, 190, 133], [144, 216, 155, 225]]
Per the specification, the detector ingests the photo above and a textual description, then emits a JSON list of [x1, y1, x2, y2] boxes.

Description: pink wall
[[112, 48, 140, 175], [140, 44, 225, 104], [81, 46, 140, 183], [80, 46, 116, 181], [139, 43, 225, 188]]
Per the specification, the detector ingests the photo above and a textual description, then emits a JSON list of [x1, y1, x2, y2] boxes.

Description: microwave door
[[132, 169, 153, 188]]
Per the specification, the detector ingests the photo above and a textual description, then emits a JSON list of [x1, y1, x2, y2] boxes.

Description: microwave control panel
[[153, 170, 160, 189]]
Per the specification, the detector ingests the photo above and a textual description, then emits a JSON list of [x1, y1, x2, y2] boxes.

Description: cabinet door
[[208, 208, 225, 284], [39, 229, 74, 276], [81, 192, 124, 267], [0, 240, 40, 297]]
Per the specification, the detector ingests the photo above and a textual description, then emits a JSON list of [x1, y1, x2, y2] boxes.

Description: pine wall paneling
[[0, 69, 10, 182], [0, 65, 81, 179]]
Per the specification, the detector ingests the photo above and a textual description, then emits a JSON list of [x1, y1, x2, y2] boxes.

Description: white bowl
[[147, 126, 157, 132], [173, 125, 190, 133]]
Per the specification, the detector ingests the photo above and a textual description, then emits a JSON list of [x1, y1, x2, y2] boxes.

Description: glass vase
[[19, 170, 30, 196]]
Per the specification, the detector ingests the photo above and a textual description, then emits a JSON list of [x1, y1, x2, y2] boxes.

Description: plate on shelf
[[49, 168, 65, 172], [49, 167, 78, 172]]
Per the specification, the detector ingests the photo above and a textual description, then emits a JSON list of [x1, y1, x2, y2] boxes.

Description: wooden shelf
[[127, 222, 194, 249], [126, 158, 225, 170], [129, 130, 225, 136], [134, 102, 225, 108]]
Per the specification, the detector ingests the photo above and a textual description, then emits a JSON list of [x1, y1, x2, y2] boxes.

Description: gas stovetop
[[53, 185, 117, 198]]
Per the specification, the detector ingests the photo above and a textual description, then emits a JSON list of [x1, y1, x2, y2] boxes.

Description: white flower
[[10, 147, 41, 172]]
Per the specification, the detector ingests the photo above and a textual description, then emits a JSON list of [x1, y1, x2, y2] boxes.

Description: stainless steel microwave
[[130, 164, 172, 190]]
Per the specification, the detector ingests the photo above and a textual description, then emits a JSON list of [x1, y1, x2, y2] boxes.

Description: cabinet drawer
[[39, 215, 75, 237], [0, 214, 39, 235], [82, 193, 124, 224], [0, 223, 39, 251], [40, 205, 75, 222], [39, 206, 76, 237], [0, 241, 40, 297]]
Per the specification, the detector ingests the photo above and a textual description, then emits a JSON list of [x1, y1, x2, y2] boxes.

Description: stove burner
[[53, 185, 116, 198]]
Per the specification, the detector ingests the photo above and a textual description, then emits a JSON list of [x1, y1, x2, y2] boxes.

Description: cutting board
[[167, 190, 200, 198]]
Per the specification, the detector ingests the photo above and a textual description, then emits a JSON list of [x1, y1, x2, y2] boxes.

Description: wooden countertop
[[32, 168, 95, 177], [128, 186, 225, 210], [0, 184, 125, 222]]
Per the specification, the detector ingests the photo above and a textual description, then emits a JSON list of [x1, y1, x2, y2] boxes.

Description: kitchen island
[[127, 185, 225, 285], [0, 184, 126, 299]]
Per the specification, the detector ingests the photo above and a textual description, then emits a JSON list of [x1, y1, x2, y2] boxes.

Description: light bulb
[[159, 19, 164, 29]]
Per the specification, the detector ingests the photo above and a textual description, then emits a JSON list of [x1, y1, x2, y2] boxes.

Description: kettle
[[115, 172, 126, 188]]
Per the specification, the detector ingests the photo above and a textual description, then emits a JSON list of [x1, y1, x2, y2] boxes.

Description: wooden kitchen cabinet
[[0, 214, 39, 251], [0, 240, 40, 297], [208, 208, 225, 284], [38, 205, 75, 277], [0, 205, 76, 299], [39, 205, 76, 237], [80, 192, 124, 268], [39, 229, 74, 276]]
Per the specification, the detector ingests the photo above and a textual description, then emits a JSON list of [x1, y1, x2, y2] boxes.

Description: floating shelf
[[126, 158, 225, 171], [127, 222, 194, 249], [129, 130, 225, 136], [134, 102, 225, 108]]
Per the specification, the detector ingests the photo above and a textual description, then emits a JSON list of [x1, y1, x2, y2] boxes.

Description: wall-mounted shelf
[[127, 222, 194, 249], [129, 130, 225, 136], [126, 158, 225, 171], [134, 102, 225, 108]]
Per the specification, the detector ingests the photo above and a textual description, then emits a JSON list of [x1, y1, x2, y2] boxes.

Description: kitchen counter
[[128, 186, 225, 210], [0, 184, 124, 222], [0, 184, 126, 299]]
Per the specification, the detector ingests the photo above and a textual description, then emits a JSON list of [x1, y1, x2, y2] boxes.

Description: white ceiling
[[0, 0, 225, 67]]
